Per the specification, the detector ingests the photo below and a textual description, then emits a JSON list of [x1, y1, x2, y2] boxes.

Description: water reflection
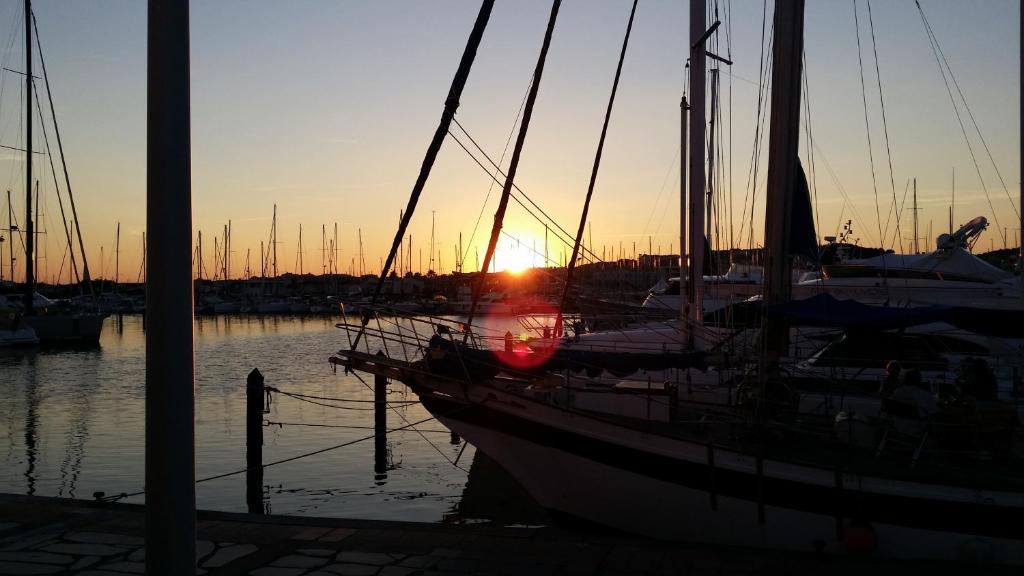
[[0, 314, 472, 522]]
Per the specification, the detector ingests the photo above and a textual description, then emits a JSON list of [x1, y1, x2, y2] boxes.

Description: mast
[[32, 10, 92, 291], [680, 95, 688, 326], [706, 68, 718, 274], [6, 190, 13, 283], [33, 181, 39, 283], [24, 0, 34, 312], [912, 178, 919, 253], [197, 231, 203, 280], [686, 0, 706, 330], [272, 204, 278, 278], [466, 0, 561, 331], [298, 223, 303, 275], [226, 220, 231, 279], [762, 0, 805, 365], [555, 0, 638, 334], [115, 221, 120, 290]]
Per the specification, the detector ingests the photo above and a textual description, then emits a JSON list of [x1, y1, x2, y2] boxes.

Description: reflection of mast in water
[[24, 355, 39, 496], [57, 357, 100, 498]]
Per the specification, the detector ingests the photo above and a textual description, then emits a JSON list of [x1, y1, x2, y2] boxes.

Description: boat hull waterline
[[413, 386, 1023, 565]]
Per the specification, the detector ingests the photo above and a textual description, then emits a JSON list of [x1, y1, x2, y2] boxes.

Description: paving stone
[[0, 532, 59, 551], [72, 556, 102, 571], [300, 548, 338, 557], [250, 568, 306, 576], [0, 560, 64, 574], [40, 543, 127, 556], [98, 561, 145, 573], [0, 551, 74, 565], [321, 563, 379, 576], [203, 543, 259, 568], [271, 554, 329, 568], [319, 528, 356, 543], [437, 557, 478, 572], [379, 567, 416, 576], [335, 551, 394, 566], [66, 532, 145, 547], [398, 555, 438, 569], [292, 527, 333, 541], [430, 548, 465, 558]]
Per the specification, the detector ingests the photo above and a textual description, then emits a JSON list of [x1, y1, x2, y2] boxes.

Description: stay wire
[[865, 0, 901, 253], [852, 0, 887, 252]]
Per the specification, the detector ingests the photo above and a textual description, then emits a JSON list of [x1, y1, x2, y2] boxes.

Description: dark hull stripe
[[420, 394, 1023, 540]]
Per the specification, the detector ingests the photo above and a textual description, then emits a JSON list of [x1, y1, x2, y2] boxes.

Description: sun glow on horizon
[[493, 236, 538, 274]]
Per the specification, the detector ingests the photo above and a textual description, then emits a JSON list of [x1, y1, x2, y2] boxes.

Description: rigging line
[[811, 140, 879, 247], [102, 413, 447, 501], [450, 118, 603, 264], [865, 0, 901, 253], [266, 387, 420, 405], [350, 0, 495, 352], [460, 79, 532, 268], [265, 420, 452, 434], [446, 130, 601, 263], [32, 10, 92, 289], [740, 5, 773, 250], [637, 147, 680, 245], [29, 76, 79, 285], [350, 370, 468, 472], [914, 1, 1018, 221], [915, 3, 1011, 229], [557, 0, 639, 334], [852, 0, 886, 252], [801, 49, 821, 253], [467, 0, 562, 333]]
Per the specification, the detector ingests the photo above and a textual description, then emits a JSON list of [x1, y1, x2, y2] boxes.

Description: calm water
[[0, 314, 484, 522]]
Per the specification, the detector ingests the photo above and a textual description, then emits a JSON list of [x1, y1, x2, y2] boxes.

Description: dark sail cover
[[790, 159, 818, 261]]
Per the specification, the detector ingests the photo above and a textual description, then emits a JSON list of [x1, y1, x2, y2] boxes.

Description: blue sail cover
[[767, 293, 1024, 337]]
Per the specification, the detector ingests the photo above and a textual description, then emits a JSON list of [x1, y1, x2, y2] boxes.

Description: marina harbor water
[[0, 315, 487, 522]]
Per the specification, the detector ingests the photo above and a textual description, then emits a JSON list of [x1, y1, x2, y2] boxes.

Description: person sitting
[[892, 369, 937, 417], [878, 360, 902, 397]]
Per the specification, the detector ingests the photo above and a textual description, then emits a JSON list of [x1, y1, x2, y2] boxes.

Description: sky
[[0, 0, 1020, 283]]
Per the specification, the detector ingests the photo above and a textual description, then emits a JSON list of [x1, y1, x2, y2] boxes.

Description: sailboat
[[333, 0, 1024, 564], [10, 0, 105, 344]]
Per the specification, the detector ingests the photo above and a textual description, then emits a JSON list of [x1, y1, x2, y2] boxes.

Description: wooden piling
[[246, 368, 264, 514], [374, 374, 387, 477]]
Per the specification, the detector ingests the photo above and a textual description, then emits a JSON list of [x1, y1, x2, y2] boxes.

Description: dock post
[[145, 0, 195, 573], [246, 368, 264, 514], [450, 431, 461, 445], [374, 373, 387, 479]]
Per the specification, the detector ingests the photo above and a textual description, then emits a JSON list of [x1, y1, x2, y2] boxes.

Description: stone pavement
[[0, 494, 1012, 575]]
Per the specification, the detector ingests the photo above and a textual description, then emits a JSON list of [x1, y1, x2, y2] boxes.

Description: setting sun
[[494, 238, 537, 274]]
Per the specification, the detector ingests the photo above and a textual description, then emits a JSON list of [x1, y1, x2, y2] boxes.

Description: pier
[[0, 493, 1009, 576]]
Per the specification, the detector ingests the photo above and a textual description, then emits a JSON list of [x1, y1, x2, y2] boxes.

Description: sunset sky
[[0, 0, 1020, 283]]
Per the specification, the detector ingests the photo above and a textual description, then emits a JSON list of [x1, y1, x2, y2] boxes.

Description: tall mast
[[706, 68, 719, 274], [686, 0, 706, 330], [6, 190, 13, 283], [32, 11, 92, 290], [226, 219, 231, 279], [115, 221, 120, 290], [762, 0, 805, 365], [272, 204, 278, 277], [23, 0, 34, 312], [912, 178, 919, 253], [298, 223, 303, 275], [680, 95, 688, 326], [197, 231, 203, 280]]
